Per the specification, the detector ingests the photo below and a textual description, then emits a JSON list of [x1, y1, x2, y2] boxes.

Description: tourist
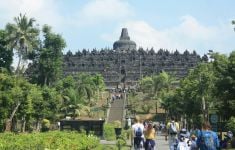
[[144, 121, 156, 150], [196, 121, 219, 150], [132, 115, 145, 149], [177, 128, 190, 150], [166, 116, 180, 150], [190, 134, 198, 150]]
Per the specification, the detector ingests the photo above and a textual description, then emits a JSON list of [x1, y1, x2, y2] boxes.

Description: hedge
[[0, 131, 99, 150]]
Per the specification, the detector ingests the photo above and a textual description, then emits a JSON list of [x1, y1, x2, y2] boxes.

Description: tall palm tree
[[76, 73, 95, 105], [4, 14, 39, 131], [92, 74, 105, 101], [5, 13, 39, 74]]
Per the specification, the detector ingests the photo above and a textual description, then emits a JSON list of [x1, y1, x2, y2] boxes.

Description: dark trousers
[[144, 139, 155, 150], [134, 137, 144, 148]]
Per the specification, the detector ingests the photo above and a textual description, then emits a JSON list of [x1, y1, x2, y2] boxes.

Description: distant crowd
[[131, 116, 233, 150]]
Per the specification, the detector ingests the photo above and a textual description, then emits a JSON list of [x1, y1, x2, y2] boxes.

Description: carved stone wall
[[63, 48, 200, 88], [63, 28, 201, 89]]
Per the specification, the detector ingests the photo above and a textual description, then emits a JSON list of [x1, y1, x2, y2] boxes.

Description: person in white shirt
[[131, 115, 145, 149], [177, 129, 190, 150]]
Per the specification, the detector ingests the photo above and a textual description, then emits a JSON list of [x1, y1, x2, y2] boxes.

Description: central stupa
[[113, 28, 136, 50]]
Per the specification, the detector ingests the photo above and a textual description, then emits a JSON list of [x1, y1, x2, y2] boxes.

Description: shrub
[[41, 119, 50, 132], [116, 136, 126, 148], [113, 120, 121, 128], [104, 123, 116, 141], [226, 117, 235, 134], [142, 104, 152, 113], [0, 131, 99, 149]]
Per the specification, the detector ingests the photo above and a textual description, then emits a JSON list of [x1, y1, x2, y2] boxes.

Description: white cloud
[[0, 0, 63, 30], [76, 0, 133, 26], [102, 16, 235, 55]]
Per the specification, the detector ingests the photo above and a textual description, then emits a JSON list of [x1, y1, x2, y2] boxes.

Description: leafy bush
[[41, 119, 50, 132], [113, 120, 121, 128], [142, 104, 152, 113], [116, 135, 126, 148], [104, 123, 116, 140], [0, 131, 99, 150], [226, 117, 235, 134]]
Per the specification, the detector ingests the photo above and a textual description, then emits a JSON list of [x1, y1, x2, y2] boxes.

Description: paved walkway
[[107, 97, 124, 123], [100, 135, 169, 150]]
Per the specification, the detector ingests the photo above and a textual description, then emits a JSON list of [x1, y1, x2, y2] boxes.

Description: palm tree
[[92, 74, 105, 101], [4, 14, 39, 131], [76, 73, 95, 105], [152, 71, 175, 114], [5, 13, 39, 74]]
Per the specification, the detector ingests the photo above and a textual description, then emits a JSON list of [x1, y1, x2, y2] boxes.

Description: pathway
[[100, 135, 169, 150], [107, 97, 124, 123]]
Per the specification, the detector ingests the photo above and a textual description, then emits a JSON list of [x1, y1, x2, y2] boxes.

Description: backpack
[[199, 131, 216, 150], [135, 127, 143, 137], [169, 122, 178, 134]]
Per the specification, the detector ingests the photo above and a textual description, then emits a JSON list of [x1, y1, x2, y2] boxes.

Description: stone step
[[108, 98, 124, 123]]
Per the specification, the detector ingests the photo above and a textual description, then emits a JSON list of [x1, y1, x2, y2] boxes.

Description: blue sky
[[0, 0, 235, 56]]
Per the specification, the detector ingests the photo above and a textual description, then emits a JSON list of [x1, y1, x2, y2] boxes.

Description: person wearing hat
[[190, 134, 198, 150], [177, 128, 190, 150]]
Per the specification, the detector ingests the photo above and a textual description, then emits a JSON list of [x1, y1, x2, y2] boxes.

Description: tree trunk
[[5, 101, 21, 131], [202, 96, 206, 122], [44, 75, 48, 86], [21, 115, 26, 132], [16, 54, 22, 75], [36, 119, 40, 131]]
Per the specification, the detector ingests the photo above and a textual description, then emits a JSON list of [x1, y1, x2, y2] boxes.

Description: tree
[[5, 13, 39, 74], [91, 74, 105, 101], [76, 73, 95, 105], [0, 30, 13, 71], [139, 76, 153, 94], [212, 52, 235, 120], [35, 25, 66, 86]]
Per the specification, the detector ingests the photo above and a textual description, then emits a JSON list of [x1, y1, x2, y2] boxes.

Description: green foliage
[[212, 52, 235, 120], [36, 25, 66, 86], [0, 131, 99, 150], [116, 136, 127, 148], [139, 76, 154, 93], [0, 30, 13, 71], [5, 13, 39, 73], [41, 119, 50, 132], [113, 120, 122, 128], [226, 117, 235, 134], [104, 123, 116, 140], [142, 104, 152, 113]]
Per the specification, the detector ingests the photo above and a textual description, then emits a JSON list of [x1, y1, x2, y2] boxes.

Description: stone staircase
[[107, 96, 125, 123]]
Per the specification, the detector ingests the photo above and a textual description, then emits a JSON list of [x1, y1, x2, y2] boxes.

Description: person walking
[[177, 128, 190, 150], [144, 121, 156, 150], [196, 121, 219, 150], [132, 115, 145, 149], [166, 116, 180, 150]]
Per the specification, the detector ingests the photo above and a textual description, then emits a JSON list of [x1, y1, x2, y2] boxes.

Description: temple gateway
[[63, 28, 201, 89]]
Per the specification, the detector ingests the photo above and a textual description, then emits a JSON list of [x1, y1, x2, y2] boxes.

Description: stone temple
[[63, 28, 201, 89]]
